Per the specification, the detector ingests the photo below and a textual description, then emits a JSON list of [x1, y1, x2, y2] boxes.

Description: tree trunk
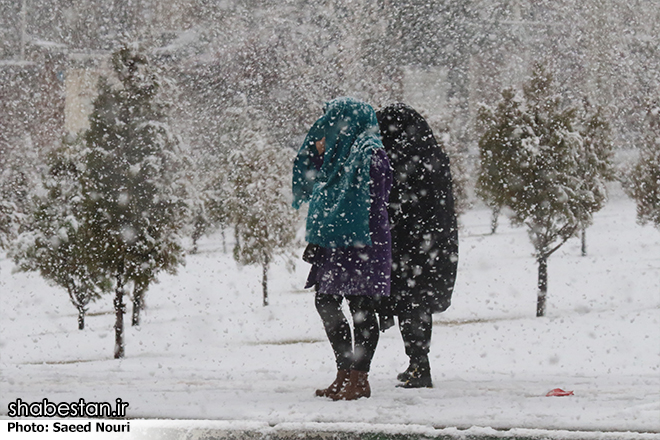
[[131, 297, 140, 327], [262, 253, 269, 307], [490, 205, 501, 234], [77, 306, 85, 330], [536, 255, 548, 317], [232, 228, 240, 261], [67, 283, 87, 331], [191, 218, 203, 254], [221, 228, 226, 253], [581, 226, 587, 256], [132, 281, 147, 327], [114, 266, 126, 359]]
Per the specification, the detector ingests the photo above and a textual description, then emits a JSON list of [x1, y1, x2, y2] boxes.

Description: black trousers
[[315, 292, 379, 372], [398, 301, 432, 361]]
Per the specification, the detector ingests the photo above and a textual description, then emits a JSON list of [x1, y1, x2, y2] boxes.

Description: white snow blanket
[[1, 191, 658, 439]]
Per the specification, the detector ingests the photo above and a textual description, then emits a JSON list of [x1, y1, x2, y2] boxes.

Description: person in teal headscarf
[[292, 97, 392, 401]]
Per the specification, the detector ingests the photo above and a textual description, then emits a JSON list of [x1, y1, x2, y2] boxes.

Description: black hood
[[376, 103, 438, 166]]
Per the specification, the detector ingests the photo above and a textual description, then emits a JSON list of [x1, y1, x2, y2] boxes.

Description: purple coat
[[305, 149, 392, 297]]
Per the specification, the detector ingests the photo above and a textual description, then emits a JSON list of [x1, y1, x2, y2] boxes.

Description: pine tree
[[475, 88, 520, 234], [426, 103, 473, 218], [11, 140, 110, 329], [0, 138, 39, 250], [224, 110, 300, 306], [188, 149, 228, 255], [0, 182, 20, 251], [0, 200, 16, 250], [81, 43, 190, 358], [575, 100, 616, 255], [625, 102, 660, 228], [477, 64, 613, 317]]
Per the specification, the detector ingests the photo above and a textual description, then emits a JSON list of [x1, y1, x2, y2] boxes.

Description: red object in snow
[[546, 388, 574, 397]]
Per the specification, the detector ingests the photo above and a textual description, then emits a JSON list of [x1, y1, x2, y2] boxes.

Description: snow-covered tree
[[224, 109, 301, 306], [80, 43, 190, 358], [189, 191, 227, 254], [0, 199, 17, 250], [624, 102, 660, 229], [0, 137, 40, 251], [475, 88, 519, 235], [575, 100, 616, 255], [185, 145, 229, 255], [426, 102, 473, 218], [11, 141, 110, 330], [0, 173, 21, 251], [477, 64, 613, 317]]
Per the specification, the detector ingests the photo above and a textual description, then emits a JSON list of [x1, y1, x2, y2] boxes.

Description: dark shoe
[[331, 370, 371, 400], [397, 363, 416, 382], [315, 369, 349, 397], [396, 363, 433, 388]]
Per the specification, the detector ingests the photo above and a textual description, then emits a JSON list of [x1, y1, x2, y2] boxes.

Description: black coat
[[377, 103, 459, 314]]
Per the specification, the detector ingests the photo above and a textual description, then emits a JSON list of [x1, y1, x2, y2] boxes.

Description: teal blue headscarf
[[292, 97, 384, 248]]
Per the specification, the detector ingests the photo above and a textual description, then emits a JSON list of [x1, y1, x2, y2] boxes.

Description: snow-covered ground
[[1, 188, 659, 439]]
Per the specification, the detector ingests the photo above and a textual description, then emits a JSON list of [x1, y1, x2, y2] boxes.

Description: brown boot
[[315, 369, 350, 397], [331, 370, 371, 401]]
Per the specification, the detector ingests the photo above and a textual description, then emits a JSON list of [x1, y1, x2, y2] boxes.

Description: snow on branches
[[624, 102, 660, 229], [223, 107, 301, 306], [476, 64, 615, 317]]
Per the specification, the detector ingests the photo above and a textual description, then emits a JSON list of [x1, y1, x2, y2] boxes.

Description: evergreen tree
[[11, 141, 110, 329], [476, 64, 613, 317], [224, 110, 300, 306], [575, 100, 616, 255], [81, 43, 190, 358], [624, 102, 660, 228], [426, 103, 473, 218], [0, 138, 39, 250], [475, 88, 520, 234], [0, 185, 19, 251], [188, 148, 228, 255]]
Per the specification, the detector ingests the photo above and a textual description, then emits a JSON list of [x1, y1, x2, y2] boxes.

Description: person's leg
[[314, 292, 352, 397], [397, 299, 433, 388], [315, 292, 353, 369], [347, 296, 380, 372], [331, 296, 379, 400], [399, 302, 432, 360]]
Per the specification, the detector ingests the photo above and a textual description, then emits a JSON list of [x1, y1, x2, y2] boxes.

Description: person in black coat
[[376, 103, 459, 388]]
